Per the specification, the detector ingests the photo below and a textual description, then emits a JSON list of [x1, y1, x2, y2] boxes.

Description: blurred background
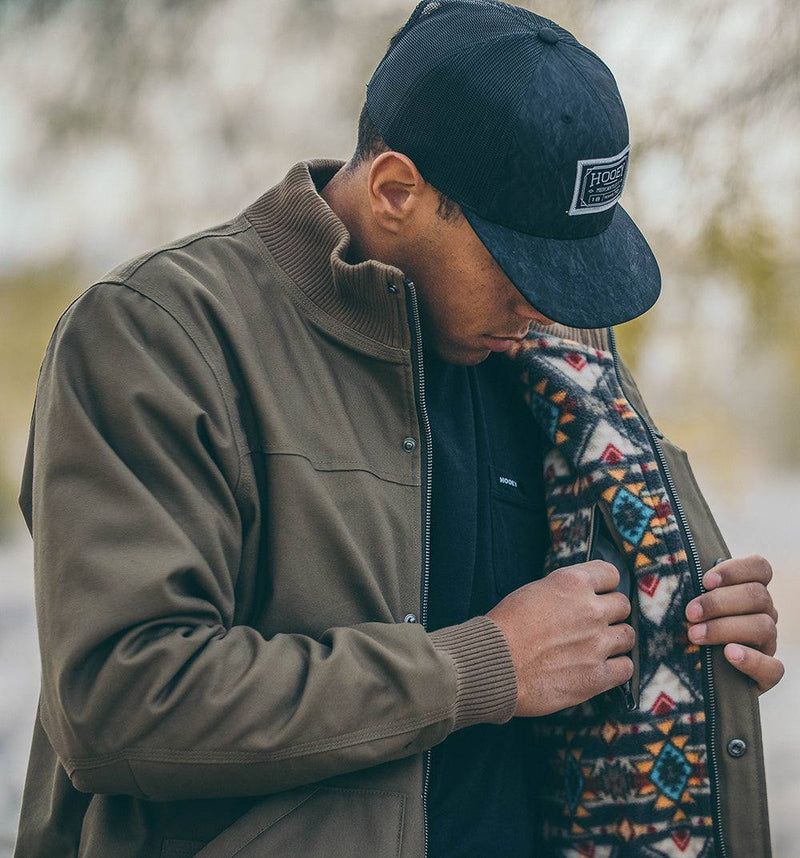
[[1, 0, 798, 853]]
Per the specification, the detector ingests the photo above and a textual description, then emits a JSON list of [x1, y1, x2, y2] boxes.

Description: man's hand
[[685, 554, 784, 694], [487, 560, 634, 718]]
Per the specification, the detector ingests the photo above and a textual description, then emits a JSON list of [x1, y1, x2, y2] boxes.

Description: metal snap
[[402, 437, 417, 452], [727, 738, 747, 758], [403, 613, 418, 623], [387, 282, 399, 293], [713, 557, 727, 567]]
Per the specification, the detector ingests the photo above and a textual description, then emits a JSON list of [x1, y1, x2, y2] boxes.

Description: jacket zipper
[[607, 326, 728, 858], [403, 278, 434, 858]]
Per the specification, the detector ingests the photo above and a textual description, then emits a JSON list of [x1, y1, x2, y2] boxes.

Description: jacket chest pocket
[[587, 502, 640, 711], [489, 464, 548, 600]]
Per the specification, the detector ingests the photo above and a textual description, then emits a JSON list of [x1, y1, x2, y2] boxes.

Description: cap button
[[537, 27, 559, 45]]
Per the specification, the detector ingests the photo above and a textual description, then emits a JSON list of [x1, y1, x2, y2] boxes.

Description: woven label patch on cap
[[568, 145, 629, 216]]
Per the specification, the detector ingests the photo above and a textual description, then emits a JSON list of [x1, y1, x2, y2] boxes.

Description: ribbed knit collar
[[243, 157, 610, 355], [243, 158, 411, 351]]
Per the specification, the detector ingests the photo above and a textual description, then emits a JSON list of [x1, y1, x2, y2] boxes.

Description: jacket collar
[[243, 157, 610, 355], [527, 320, 610, 351], [243, 158, 411, 351]]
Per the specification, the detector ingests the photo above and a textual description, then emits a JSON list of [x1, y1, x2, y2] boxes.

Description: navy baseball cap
[[365, 0, 661, 329]]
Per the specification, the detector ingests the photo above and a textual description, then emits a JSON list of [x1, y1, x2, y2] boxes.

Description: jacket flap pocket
[[195, 785, 406, 858], [194, 785, 319, 857]]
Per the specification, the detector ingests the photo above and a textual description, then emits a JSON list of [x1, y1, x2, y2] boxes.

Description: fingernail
[[727, 644, 745, 662], [705, 571, 722, 588], [689, 623, 706, 641], [687, 602, 703, 621]]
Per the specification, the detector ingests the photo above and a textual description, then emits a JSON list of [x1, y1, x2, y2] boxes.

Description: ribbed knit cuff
[[428, 615, 518, 731]]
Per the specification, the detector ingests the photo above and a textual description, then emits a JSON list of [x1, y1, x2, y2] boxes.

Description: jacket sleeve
[[21, 282, 517, 802]]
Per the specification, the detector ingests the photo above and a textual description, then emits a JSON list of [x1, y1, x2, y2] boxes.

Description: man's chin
[[434, 343, 492, 366]]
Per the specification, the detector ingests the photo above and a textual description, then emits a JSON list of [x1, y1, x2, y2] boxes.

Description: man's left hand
[[685, 554, 784, 694]]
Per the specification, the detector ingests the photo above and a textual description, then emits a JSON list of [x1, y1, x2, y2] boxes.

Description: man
[[14, 1, 782, 856]]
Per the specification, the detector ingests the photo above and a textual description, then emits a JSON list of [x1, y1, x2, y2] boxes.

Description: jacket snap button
[[727, 738, 747, 757], [403, 613, 418, 623], [387, 282, 399, 293], [402, 437, 417, 452]]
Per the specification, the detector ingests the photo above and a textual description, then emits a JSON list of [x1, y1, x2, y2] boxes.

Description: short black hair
[[349, 102, 462, 223], [350, 102, 387, 170]]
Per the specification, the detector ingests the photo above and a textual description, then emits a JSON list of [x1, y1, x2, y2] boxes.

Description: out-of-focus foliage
[[0, 262, 83, 538], [699, 215, 800, 464], [702, 215, 795, 335], [0, 0, 798, 535]]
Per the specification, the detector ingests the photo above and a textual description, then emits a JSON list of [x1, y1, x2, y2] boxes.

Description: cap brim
[[462, 203, 661, 329]]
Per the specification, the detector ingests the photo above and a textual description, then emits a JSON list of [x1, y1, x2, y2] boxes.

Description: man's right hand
[[486, 561, 634, 718]]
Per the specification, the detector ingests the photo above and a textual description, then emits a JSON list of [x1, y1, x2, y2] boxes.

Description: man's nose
[[512, 294, 556, 326]]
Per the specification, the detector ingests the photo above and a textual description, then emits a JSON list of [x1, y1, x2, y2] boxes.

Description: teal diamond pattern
[[530, 394, 561, 443], [650, 741, 691, 801], [611, 487, 653, 546]]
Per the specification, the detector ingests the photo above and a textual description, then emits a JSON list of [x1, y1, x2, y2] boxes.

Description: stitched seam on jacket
[[228, 789, 320, 856], [124, 757, 149, 800], [115, 219, 252, 281], [749, 678, 770, 852], [63, 703, 455, 769], [99, 280, 247, 494], [245, 449, 419, 487], [394, 792, 406, 858], [310, 787, 406, 858]]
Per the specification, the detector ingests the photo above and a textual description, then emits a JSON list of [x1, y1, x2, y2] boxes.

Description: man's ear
[[367, 151, 427, 234]]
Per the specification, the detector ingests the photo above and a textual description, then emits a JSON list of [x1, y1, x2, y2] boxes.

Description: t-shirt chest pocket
[[488, 463, 548, 601]]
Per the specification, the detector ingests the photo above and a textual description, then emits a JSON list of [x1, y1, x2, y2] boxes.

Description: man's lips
[[483, 334, 529, 352]]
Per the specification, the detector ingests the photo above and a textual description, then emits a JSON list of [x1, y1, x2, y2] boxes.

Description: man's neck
[[319, 164, 375, 266]]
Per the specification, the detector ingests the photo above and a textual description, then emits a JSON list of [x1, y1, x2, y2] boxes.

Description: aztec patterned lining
[[508, 333, 717, 858]]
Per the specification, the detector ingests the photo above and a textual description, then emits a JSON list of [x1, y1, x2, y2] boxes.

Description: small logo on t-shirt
[[568, 145, 629, 216], [490, 464, 530, 501]]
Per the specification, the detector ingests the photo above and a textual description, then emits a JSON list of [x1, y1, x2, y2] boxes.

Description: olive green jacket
[[14, 159, 770, 857]]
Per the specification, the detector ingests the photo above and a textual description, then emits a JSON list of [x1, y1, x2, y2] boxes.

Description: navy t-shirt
[[423, 347, 551, 857]]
